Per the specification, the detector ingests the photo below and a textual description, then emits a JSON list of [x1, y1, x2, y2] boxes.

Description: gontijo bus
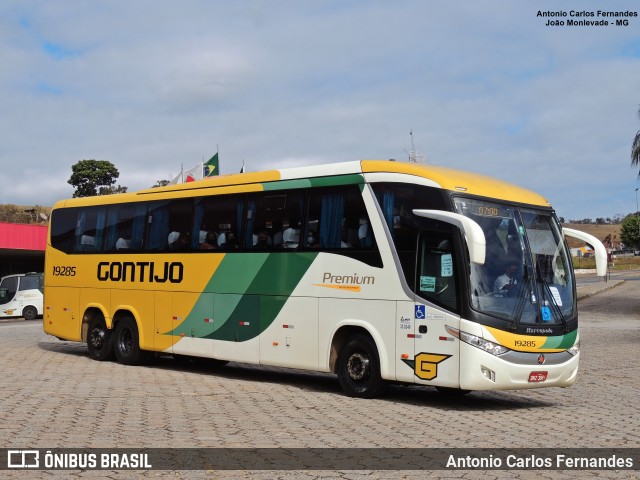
[[44, 160, 607, 398]]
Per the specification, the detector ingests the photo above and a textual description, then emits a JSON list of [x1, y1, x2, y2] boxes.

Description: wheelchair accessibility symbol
[[415, 305, 426, 319]]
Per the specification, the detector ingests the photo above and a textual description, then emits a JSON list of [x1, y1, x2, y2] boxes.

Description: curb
[[577, 280, 624, 301]]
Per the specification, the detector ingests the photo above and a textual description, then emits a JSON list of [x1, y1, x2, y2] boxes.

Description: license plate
[[528, 371, 548, 382]]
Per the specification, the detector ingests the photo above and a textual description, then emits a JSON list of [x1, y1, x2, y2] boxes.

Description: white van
[[0, 273, 44, 320]]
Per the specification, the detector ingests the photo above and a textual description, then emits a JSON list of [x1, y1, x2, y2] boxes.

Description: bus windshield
[[454, 198, 575, 327]]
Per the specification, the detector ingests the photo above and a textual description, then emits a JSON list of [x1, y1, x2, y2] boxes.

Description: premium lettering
[[322, 272, 375, 285], [97, 261, 183, 283]]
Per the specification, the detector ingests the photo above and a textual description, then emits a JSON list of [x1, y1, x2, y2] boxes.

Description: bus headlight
[[459, 331, 509, 356], [568, 340, 580, 356]]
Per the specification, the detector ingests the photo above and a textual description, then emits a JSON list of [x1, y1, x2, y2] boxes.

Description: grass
[[572, 255, 640, 271]]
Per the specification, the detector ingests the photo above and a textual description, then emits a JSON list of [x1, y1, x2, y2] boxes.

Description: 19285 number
[[52, 266, 76, 276]]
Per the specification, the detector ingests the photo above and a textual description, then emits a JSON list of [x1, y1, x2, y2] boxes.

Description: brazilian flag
[[204, 152, 219, 177]]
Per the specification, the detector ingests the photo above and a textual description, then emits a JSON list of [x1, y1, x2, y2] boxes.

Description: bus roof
[[53, 160, 550, 209]]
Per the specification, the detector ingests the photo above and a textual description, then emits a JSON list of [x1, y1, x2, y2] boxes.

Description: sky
[[1, 0, 639, 221]]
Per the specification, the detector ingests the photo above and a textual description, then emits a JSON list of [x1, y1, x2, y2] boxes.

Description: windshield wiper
[[511, 264, 531, 331]]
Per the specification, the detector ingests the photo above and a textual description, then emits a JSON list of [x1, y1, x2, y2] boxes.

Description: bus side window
[[74, 207, 107, 253], [145, 202, 170, 251], [244, 191, 304, 251], [51, 209, 77, 254], [304, 185, 375, 251], [416, 232, 459, 313], [198, 194, 245, 252], [0, 277, 18, 305]]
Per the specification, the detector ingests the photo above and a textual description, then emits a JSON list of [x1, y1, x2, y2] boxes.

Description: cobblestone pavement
[[0, 277, 638, 479]]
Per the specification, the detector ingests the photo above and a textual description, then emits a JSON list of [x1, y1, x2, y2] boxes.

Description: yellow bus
[[44, 160, 606, 397]]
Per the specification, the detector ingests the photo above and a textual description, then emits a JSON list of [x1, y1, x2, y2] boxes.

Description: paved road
[[1, 279, 638, 479]]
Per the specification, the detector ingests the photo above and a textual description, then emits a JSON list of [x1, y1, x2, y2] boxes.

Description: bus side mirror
[[412, 209, 486, 265], [563, 228, 607, 277]]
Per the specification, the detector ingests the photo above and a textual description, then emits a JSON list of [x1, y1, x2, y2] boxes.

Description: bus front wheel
[[337, 334, 384, 398], [22, 306, 38, 320], [87, 316, 114, 361], [114, 317, 151, 365]]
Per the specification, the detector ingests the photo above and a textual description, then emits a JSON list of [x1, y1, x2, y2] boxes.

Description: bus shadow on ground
[[38, 340, 556, 410]]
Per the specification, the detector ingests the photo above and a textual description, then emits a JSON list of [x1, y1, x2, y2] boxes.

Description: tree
[[68, 160, 127, 197], [152, 180, 170, 188], [632, 107, 640, 177], [620, 215, 640, 249]]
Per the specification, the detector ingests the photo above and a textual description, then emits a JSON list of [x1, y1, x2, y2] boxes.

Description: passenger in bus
[[254, 231, 270, 249], [358, 217, 372, 247], [220, 231, 238, 250], [199, 232, 218, 250], [306, 230, 319, 248], [169, 232, 190, 251], [272, 229, 283, 247], [341, 219, 358, 248]]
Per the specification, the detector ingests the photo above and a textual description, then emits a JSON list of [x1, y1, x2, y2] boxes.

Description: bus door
[[411, 231, 461, 389]]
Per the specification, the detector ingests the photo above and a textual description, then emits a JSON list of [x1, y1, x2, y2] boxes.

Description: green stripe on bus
[[261, 174, 364, 191], [168, 252, 317, 341], [541, 330, 577, 350]]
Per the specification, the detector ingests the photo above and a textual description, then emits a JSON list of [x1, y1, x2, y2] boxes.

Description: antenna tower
[[407, 130, 426, 163]]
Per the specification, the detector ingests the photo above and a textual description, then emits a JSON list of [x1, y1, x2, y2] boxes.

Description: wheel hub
[[347, 353, 370, 381], [90, 328, 105, 349]]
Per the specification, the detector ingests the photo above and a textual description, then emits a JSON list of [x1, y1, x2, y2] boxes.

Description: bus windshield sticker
[[549, 286, 562, 306], [441, 254, 453, 277], [420, 276, 436, 292]]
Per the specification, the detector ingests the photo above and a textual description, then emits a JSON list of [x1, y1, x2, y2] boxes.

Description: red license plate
[[528, 371, 548, 382]]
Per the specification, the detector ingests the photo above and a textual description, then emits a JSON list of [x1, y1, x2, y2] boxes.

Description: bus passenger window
[[305, 185, 376, 251], [74, 207, 107, 253], [245, 191, 305, 251]]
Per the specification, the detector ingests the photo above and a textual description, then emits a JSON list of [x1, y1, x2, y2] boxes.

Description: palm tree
[[632, 107, 640, 177]]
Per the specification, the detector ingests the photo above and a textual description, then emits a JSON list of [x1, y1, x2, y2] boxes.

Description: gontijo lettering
[[97, 261, 183, 283]]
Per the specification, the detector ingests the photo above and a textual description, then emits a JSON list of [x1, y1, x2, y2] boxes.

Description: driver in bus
[[493, 262, 519, 294]]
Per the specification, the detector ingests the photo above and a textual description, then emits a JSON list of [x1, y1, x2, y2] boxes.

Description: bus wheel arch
[[84, 308, 114, 361], [112, 312, 152, 365], [22, 305, 38, 320], [331, 326, 385, 398]]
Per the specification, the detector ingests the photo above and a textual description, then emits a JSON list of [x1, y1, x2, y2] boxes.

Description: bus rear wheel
[[87, 316, 114, 361], [22, 306, 38, 320], [114, 317, 151, 365], [337, 334, 384, 398]]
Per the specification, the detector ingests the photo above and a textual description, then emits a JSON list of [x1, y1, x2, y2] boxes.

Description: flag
[[240, 161, 245, 174], [204, 152, 219, 177], [168, 170, 182, 185], [184, 162, 203, 183]]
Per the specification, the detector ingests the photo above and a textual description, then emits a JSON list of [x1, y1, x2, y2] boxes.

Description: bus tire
[[337, 334, 385, 398], [87, 316, 114, 361], [22, 306, 38, 320], [114, 317, 151, 365]]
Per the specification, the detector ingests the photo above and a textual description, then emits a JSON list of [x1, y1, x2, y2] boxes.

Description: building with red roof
[[0, 222, 46, 277]]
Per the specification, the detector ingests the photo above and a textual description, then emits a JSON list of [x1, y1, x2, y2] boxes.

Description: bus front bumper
[[459, 342, 580, 391]]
